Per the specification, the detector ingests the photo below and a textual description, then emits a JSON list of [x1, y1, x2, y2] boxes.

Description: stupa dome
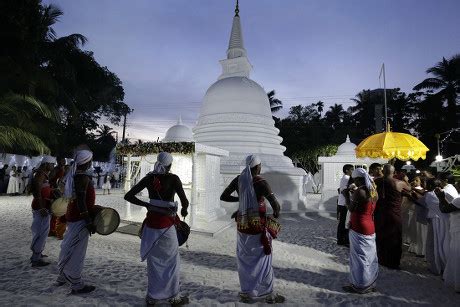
[[163, 117, 193, 142], [336, 135, 357, 155], [200, 76, 272, 118]]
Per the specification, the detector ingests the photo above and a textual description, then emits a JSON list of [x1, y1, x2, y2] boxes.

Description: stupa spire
[[218, 0, 252, 79], [227, 0, 246, 59]]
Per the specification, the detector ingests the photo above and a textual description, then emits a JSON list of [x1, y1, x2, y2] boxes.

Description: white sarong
[[444, 228, 460, 292], [401, 197, 411, 243], [141, 225, 180, 300], [443, 210, 460, 292], [236, 232, 274, 298], [30, 210, 51, 262], [428, 216, 450, 275], [425, 192, 450, 275], [57, 220, 89, 290], [406, 201, 418, 246], [411, 222, 428, 256], [348, 229, 379, 289]]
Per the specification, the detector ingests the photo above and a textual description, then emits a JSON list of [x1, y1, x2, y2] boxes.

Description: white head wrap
[[151, 152, 173, 175], [64, 150, 93, 198], [352, 168, 374, 192], [238, 155, 262, 221], [41, 155, 57, 165]]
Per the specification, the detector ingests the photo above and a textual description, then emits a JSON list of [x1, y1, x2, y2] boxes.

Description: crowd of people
[[337, 162, 460, 294], [26, 147, 283, 305], [0, 164, 33, 195], [0, 161, 122, 197], [17, 146, 460, 304]]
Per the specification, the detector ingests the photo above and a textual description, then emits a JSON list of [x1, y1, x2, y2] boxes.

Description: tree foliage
[[0, 0, 130, 158], [277, 55, 459, 170], [267, 90, 283, 113]]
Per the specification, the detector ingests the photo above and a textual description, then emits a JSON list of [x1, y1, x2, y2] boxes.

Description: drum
[[176, 220, 190, 246], [50, 198, 70, 217], [91, 206, 120, 235]]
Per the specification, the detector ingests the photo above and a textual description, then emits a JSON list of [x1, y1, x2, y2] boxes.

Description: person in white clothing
[[6, 166, 20, 195], [30, 156, 56, 267], [436, 189, 460, 292], [439, 172, 459, 200], [22, 166, 31, 194], [101, 174, 111, 195], [337, 164, 354, 246], [343, 168, 379, 294], [56, 148, 97, 294], [124, 152, 189, 306], [408, 176, 428, 257], [424, 179, 450, 275], [221, 155, 284, 304]]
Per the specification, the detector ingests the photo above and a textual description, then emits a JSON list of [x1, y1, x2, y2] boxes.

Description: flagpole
[[383, 63, 388, 131]]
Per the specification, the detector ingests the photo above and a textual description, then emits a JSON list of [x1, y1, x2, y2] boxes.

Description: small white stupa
[[318, 135, 387, 211], [162, 116, 193, 143], [193, 1, 306, 210]]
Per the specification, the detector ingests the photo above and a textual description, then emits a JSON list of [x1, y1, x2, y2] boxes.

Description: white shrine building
[[193, 3, 307, 211], [123, 3, 309, 233], [318, 135, 387, 211]]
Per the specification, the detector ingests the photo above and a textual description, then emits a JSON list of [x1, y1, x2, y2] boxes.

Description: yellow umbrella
[[355, 131, 429, 161]]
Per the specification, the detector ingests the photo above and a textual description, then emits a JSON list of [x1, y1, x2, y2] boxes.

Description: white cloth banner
[[348, 229, 379, 289], [57, 220, 89, 290], [236, 232, 274, 298], [140, 226, 180, 300]]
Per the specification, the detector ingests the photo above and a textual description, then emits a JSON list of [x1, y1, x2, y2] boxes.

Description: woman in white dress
[[424, 178, 450, 275], [6, 166, 20, 195], [102, 174, 111, 195]]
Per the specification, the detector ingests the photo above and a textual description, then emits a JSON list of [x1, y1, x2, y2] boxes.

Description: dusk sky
[[44, 0, 460, 141]]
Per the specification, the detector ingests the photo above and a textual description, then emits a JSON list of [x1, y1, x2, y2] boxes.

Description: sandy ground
[[0, 194, 459, 306]]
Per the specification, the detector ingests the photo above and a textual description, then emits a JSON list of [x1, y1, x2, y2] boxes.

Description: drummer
[[49, 157, 67, 239], [56, 147, 97, 294], [30, 155, 56, 267], [124, 152, 189, 306]]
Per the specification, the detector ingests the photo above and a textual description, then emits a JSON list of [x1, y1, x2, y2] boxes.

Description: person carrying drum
[[56, 148, 96, 294], [220, 155, 285, 304], [49, 157, 67, 239], [124, 152, 189, 306], [30, 155, 56, 267]]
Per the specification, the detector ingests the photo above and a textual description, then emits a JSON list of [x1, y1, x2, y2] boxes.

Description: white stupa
[[318, 135, 387, 211], [193, 2, 307, 210], [162, 116, 193, 142]]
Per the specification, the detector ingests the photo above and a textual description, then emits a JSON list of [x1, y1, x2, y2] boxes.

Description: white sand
[[1, 194, 459, 306]]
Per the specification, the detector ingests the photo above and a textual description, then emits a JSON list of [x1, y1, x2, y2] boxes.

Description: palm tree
[[0, 93, 56, 154], [324, 104, 346, 129], [96, 125, 115, 139], [315, 101, 324, 117], [413, 54, 460, 128], [267, 90, 283, 113]]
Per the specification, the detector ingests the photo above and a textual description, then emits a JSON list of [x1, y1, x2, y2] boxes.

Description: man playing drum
[[124, 152, 189, 306], [220, 155, 285, 304], [49, 157, 67, 239], [56, 148, 97, 294], [30, 155, 56, 267]]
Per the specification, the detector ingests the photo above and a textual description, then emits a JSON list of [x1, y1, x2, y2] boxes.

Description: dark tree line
[[0, 0, 130, 160], [271, 54, 460, 172]]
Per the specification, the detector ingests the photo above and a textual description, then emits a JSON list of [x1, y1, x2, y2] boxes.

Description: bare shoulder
[[75, 174, 90, 189], [353, 188, 368, 202]]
